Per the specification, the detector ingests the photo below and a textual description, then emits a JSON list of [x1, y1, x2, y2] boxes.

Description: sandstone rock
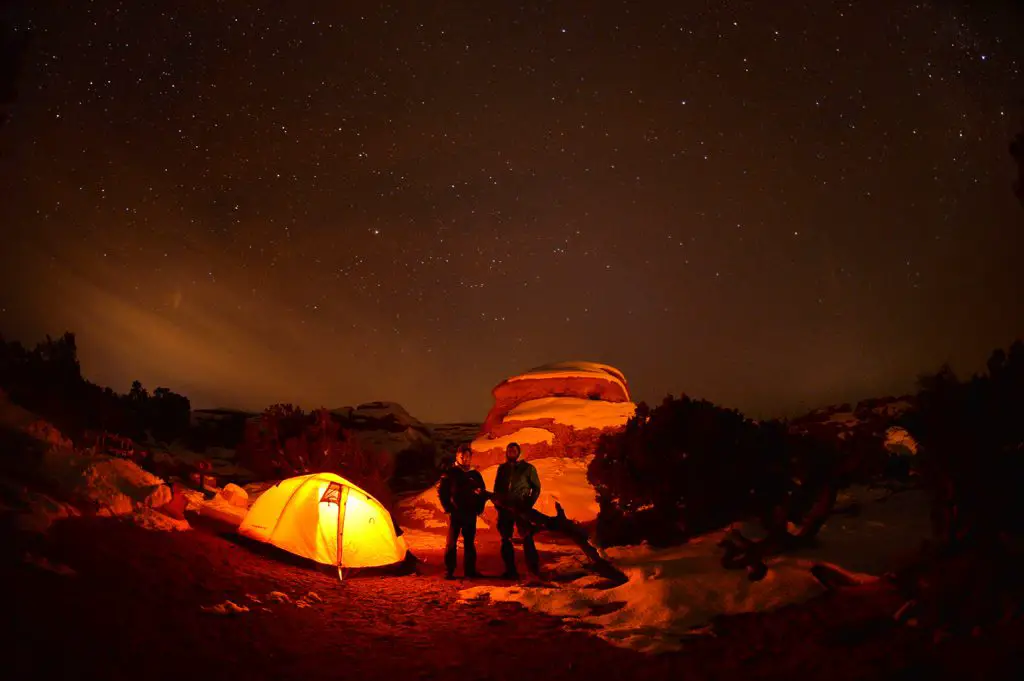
[[331, 402, 441, 474], [24, 419, 74, 450], [144, 482, 173, 509], [483, 362, 631, 434], [472, 362, 636, 468], [884, 426, 919, 457], [219, 482, 249, 508], [470, 426, 556, 469], [333, 401, 430, 434]]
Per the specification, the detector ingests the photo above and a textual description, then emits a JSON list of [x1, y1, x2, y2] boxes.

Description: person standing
[[493, 442, 541, 579], [438, 443, 486, 579]]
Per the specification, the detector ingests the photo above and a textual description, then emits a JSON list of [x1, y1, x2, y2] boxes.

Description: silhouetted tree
[[148, 386, 191, 442], [902, 341, 1024, 547], [885, 341, 1024, 633], [0, 332, 191, 445], [128, 380, 148, 403], [235, 404, 395, 509]]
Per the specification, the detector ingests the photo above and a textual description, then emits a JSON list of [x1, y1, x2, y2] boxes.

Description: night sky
[[1, 1, 1022, 423]]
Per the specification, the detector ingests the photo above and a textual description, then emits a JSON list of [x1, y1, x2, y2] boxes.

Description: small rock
[[201, 600, 250, 615], [267, 591, 292, 604]]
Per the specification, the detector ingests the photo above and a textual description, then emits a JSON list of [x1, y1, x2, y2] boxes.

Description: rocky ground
[[4, 514, 1023, 681]]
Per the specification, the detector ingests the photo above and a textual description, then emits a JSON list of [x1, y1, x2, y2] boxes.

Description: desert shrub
[[900, 340, 1024, 546], [391, 439, 441, 492], [882, 341, 1024, 633], [332, 437, 395, 510], [235, 405, 396, 509], [835, 429, 889, 483], [589, 396, 801, 546], [182, 411, 249, 452], [236, 404, 311, 478]]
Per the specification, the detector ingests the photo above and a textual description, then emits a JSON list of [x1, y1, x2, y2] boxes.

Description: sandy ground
[[3, 516, 1023, 681]]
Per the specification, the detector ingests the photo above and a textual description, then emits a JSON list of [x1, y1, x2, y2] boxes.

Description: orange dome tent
[[238, 472, 406, 572]]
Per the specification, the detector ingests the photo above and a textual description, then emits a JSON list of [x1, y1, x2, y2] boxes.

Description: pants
[[444, 513, 477, 575], [497, 508, 539, 575]]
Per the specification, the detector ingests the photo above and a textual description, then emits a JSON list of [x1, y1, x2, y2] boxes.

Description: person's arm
[[469, 471, 486, 512], [438, 474, 453, 513], [526, 464, 541, 505], [493, 465, 508, 502]]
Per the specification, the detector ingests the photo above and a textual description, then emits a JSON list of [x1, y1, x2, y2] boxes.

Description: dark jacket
[[438, 466, 486, 516], [493, 460, 541, 509]]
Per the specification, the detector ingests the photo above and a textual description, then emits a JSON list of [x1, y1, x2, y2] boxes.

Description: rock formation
[[330, 401, 440, 472], [471, 361, 636, 468]]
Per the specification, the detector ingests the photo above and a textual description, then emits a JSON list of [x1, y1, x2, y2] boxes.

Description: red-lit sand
[[4, 517, 1022, 681]]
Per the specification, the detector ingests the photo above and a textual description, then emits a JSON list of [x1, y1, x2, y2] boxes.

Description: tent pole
[[336, 486, 350, 582]]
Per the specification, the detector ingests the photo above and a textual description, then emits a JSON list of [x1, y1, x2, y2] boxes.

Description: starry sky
[[1, 1, 1022, 423]]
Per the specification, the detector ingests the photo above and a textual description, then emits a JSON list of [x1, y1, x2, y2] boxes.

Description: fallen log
[[720, 483, 839, 581], [483, 491, 628, 584]]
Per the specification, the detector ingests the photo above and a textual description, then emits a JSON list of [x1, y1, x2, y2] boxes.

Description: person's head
[[505, 442, 521, 463], [456, 443, 473, 469]]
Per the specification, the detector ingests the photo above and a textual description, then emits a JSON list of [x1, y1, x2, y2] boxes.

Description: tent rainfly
[[238, 472, 406, 573]]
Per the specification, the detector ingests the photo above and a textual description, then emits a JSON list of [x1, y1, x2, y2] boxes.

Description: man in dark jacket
[[438, 443, 486, 579], [493, 442, 542, 579]]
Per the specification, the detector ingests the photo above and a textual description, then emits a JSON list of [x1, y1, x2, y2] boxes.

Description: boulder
[[0, 391, 187, 530], [219, 483, 249, 508], [198, 494, 248, 527], [884, 426, 919, 457], [331, 401, 441, 473]]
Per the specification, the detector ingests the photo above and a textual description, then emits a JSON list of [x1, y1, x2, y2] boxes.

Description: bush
[[588, 393, 859, 547], [235, 405, 395, 509], [900, 340, 1024, 545], [391, 439, 441, 493], [880, 340, 1024, 633], [589, 396, 800, 545]]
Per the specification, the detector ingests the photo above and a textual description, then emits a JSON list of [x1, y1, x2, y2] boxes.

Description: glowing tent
[[238, 472, 407, 570]]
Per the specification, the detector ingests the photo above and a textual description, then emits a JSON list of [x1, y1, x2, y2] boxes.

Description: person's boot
[[523, 535, 541, 577], [464, 538, 479, 578]]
